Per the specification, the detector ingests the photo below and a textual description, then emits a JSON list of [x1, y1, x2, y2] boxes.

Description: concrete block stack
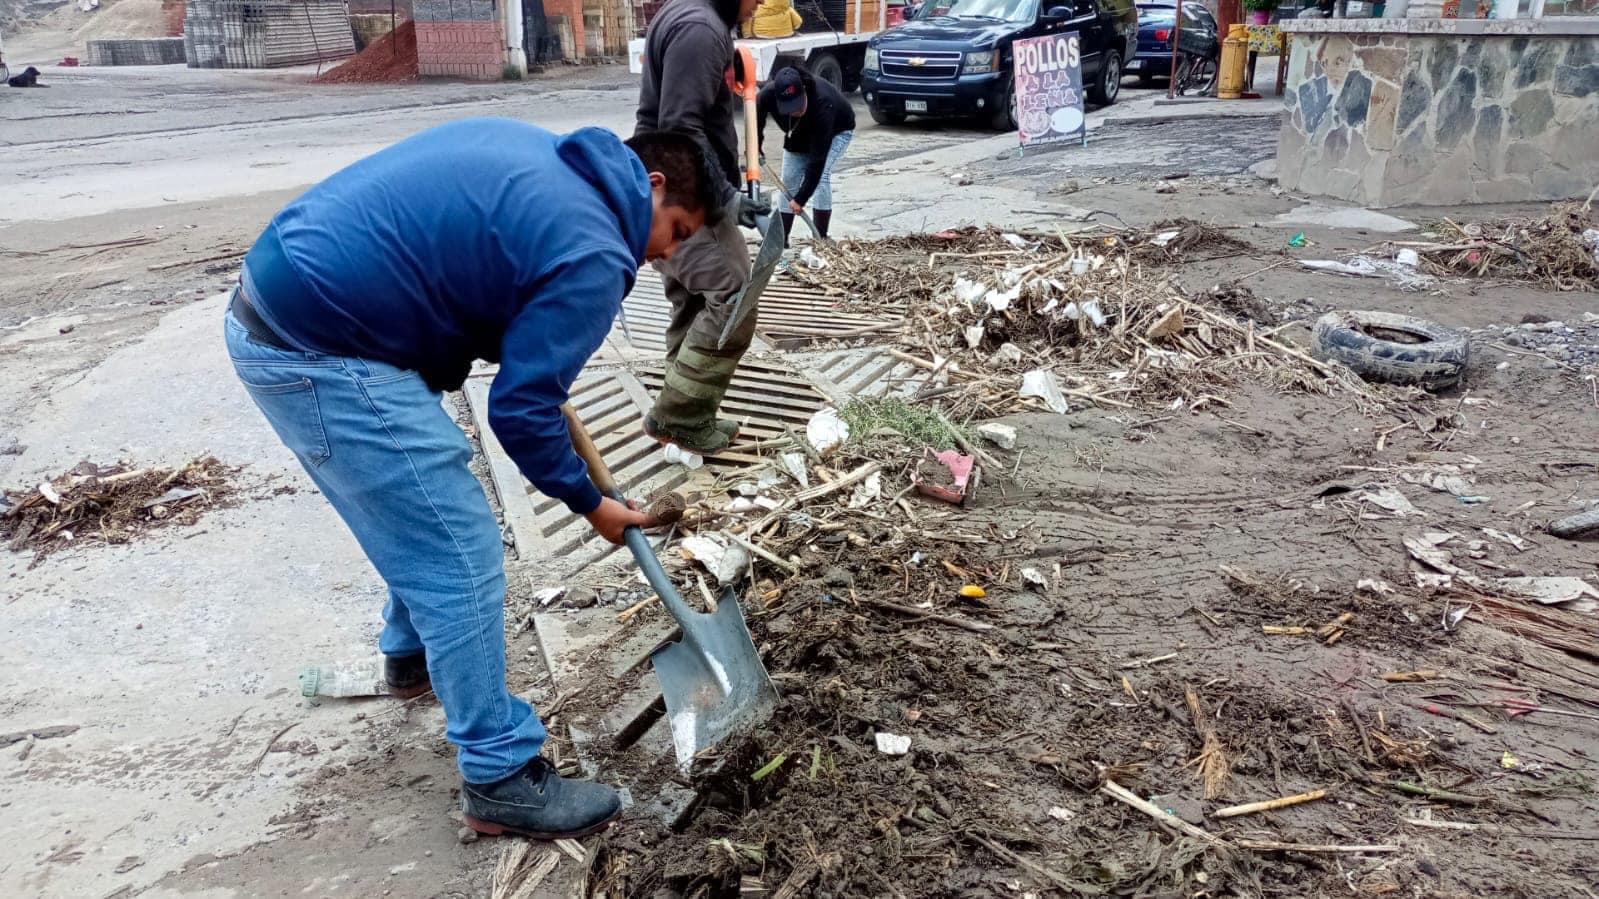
[[185, 0, 227, 67], [414, 0, 505, 80], [87, 38, 189, 65], [184, 0, 356, 68]]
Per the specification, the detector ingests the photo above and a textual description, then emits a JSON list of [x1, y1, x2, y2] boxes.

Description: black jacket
[[756, 71, 856, 208], [634, 0, 741, 203]]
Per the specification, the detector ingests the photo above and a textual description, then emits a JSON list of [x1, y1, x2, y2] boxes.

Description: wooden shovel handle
[[562, 403, 620, 499], [562, 404, 686, 528]]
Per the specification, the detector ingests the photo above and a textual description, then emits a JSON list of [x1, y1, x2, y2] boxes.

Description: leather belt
[[230, 286, 294, 351]]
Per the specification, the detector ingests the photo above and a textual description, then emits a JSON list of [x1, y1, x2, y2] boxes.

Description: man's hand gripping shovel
[[563, 404, 779, 769]]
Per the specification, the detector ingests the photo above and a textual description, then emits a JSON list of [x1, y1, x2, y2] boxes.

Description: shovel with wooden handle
[[718, 46, 787, 351], [561, 403, 778, 769]]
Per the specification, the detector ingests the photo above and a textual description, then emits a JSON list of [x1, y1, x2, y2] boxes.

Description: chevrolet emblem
[[907, 57, 927, 66]]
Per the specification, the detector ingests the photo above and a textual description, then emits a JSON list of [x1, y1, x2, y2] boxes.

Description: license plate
[[905, 99, 928, 113]]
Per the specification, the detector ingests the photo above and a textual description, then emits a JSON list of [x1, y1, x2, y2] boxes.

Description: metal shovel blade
[[716, 209, 787, 350], [651, 585, 779, 769]]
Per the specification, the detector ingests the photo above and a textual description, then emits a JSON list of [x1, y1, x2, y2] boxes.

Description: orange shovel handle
[[733, 46, 760, 188]]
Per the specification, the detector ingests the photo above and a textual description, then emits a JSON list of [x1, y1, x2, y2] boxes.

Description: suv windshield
[[916, 0, 1041, 24]]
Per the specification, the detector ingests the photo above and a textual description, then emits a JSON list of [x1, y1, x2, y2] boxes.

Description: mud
[[583, 358, 1599, 898]]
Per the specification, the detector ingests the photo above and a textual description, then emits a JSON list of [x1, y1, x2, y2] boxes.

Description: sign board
[[1013, 33, 1086, 150]]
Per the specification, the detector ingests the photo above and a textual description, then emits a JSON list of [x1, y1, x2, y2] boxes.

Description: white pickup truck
[[627, 11, 890, 91]]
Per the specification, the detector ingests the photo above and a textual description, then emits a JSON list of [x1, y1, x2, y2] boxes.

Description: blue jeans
[[780, 129, 853, 211], [223, 301, 543, 784]]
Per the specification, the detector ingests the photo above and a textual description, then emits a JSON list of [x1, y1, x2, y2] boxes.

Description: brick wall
[[162, 0, 185, 36], [415, 0, 505, 80], [546, 0, 585, 59]]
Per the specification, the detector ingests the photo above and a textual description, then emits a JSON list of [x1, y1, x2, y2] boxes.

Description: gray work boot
[[461, 757, 621, 839], [643, 415, 738, 454]]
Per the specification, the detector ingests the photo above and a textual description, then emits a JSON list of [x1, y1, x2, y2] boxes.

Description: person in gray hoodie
[[634, 0, 761, 455]]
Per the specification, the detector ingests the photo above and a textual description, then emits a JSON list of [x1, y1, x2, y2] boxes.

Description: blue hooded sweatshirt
[[241, 118, 650, 516]]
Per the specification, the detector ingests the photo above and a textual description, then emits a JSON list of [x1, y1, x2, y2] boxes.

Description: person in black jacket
[[757, 66, 856, 245]]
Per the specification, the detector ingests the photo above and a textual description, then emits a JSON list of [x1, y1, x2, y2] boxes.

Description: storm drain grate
[[631, 359, 826, 447], [797, 346, 931, 399], [610, 270, 676, 356], [468, 358, 827, 576], [468, 271, 903, 576], [600, 269, 898, 361], [753, 280, 903, 349]]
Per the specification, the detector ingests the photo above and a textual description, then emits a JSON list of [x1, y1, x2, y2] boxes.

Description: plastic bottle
[[298, 657, 391, 698]]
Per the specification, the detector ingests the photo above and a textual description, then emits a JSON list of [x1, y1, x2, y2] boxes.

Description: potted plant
[[1244, 0, 1277, 24]]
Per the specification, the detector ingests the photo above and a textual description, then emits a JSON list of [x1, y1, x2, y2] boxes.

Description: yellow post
[[1218, 23, 1249, 100]]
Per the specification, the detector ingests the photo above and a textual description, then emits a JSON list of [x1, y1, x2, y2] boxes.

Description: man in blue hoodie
[[224, 119, 718, 839]]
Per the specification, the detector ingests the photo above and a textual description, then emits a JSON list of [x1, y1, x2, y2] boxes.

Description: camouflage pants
[[650, 210, 754, 429]]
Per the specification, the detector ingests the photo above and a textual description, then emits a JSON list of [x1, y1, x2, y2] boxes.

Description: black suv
[[862, 0, 1138, 131]]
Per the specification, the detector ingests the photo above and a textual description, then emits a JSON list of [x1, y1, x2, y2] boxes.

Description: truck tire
[[810, 52, 845, 91], [1550, 508, 1599, 540], [1088, 50, 1122, 105], [1310, 310, 1469, 391], [869, 103, 906, 125]]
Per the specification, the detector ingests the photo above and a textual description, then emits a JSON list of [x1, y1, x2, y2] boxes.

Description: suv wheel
[[869, 103, 907, 126], [988, 78, 1017, 131], [1088, 51, 1122, 105]]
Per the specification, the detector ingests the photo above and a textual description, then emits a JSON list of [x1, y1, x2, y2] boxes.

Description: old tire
[[1550, 508, 1599, 540], [1310, 310, 1468, 391], [810, 52, 844, 91]]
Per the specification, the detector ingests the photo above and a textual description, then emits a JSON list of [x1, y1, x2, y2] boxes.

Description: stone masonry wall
[[1277, 32, 1599, 206], [415, 0, 505, 80]]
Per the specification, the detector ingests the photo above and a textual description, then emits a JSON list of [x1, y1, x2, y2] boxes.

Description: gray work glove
[[736, 192, 771, 230]]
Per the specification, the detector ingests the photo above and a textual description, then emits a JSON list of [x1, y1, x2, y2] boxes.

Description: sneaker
[[461, 757, 622, 839], [384, 651, 431, 700], [643, 415, 736, 454]]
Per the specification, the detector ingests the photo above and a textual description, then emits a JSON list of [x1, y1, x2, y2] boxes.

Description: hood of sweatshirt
[[557, 126, 653, 265]]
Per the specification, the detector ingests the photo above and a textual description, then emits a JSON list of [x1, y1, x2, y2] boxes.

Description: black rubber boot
[[462, 757, 622, 840], [643, 414, 736, 454], [383, 651, 431, 700], [780, 212, 795, 248], [813, 209, 832, 239]]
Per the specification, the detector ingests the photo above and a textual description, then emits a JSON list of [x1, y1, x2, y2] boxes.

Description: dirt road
[[3, 61, 1597, 899]]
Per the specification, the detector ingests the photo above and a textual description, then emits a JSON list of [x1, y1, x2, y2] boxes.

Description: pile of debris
[[574, 414, 1581, 897], [1, 455, 237, 563], [1397, 195, 1599, 292], [792, 223, 1391, 418], [791, 220, 1249, 311]]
